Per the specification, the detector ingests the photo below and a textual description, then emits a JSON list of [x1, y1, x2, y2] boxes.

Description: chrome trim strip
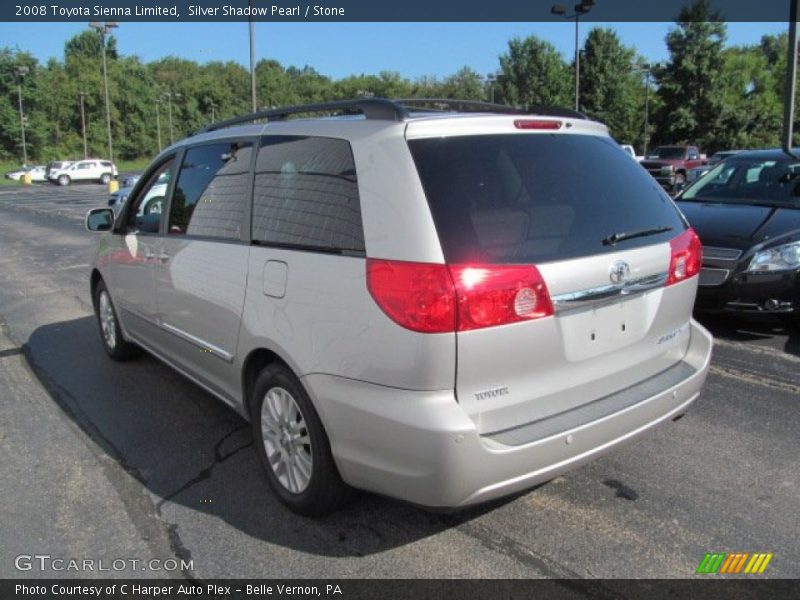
[[551, 272, 668, 313], [160, 321, 234, 363]]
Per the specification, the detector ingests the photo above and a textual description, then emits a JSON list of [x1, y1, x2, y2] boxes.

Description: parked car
[[49, 159, 118, 186], [84, 98, 712, 515], [109, 176, 168, 214], [640, 145, 706, 191], [4, 165, 46, 181], [620, 144, 636, 159], [676, 148, 800, 319], [686, 150, 744, 184], [45, 160, 74, 180], [121, 174, 141, 188]]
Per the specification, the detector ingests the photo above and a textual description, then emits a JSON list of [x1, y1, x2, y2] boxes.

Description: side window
[[126, 159, 174, 234], [252, 136, 365, 252], [168, 141, 252, 240]]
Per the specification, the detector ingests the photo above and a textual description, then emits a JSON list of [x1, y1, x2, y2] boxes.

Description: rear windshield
[[408, 133, 685, 264]]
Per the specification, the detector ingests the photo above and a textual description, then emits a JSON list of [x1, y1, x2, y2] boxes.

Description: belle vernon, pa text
[[16, 584, 344, 596]]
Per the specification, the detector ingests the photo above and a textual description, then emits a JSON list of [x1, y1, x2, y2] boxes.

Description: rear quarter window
[[408, 133, 686, 264], [251, 135, 365, 253]]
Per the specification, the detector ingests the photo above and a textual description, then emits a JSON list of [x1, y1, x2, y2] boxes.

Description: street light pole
[[631, 63, 656, 157], [79, 92, 88, 159], [249, 0, 257, 112], [89, 21, 118, 164], [551, 1, 595, 111], [15, 66, 29, 166], [643, 67, 651, 156]]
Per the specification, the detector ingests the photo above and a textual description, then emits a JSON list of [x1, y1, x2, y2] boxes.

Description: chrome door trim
[[160, 321, 234, 363], [551, 272, 668, 314]]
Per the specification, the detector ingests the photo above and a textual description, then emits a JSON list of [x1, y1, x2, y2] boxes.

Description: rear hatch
[[406, 118, 698, 434]]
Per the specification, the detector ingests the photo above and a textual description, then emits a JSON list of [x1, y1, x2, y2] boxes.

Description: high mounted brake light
[[513, 119, 562, 130]]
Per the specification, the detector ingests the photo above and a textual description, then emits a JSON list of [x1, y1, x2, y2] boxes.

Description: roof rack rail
[[394, 98, 588, 120], [194, 97, 589, 135], [196, 97, 408, 134]]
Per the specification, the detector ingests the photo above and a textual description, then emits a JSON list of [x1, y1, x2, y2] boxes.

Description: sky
[[0, 21, 788, 80]]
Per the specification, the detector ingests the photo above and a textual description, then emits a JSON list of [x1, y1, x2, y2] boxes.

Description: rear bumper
[[303, 319, 713, 508]]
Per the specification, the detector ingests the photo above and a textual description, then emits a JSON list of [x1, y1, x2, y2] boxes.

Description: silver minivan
[[85, 98, 713, 515]]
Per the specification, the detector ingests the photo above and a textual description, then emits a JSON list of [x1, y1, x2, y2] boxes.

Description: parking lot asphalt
[[0, 182, 798, 581]]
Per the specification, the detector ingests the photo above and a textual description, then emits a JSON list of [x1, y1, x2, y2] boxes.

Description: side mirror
[[86, 207, 115, 232]]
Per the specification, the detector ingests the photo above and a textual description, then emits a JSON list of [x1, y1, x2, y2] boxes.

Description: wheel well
[[242, 348, 287, 419], [89, 269, 103, 309]]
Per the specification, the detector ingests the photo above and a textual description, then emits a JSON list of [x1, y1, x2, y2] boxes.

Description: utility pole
[[15, 66, 29, 166], [486, 73, 497, 103], [163, 92, 181, 145], [155, 99, 162, 153], [79, 92, 88, 159], [89, 21, 118, 163]]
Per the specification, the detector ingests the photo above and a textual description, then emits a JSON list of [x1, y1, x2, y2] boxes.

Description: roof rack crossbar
[[196, 97, 407, 134]]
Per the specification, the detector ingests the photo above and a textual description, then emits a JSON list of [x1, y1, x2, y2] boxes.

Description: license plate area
[[556, 294, 651, 362]]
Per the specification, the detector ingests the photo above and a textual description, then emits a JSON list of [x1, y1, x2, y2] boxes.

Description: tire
[[144, 196, 165, 215], [100, 173, 111, 185], [94, 280, 140, 361], [58, 175, 70, 186], [251, 363, 353, 516]]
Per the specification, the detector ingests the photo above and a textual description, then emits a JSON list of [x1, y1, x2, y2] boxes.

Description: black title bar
[[3, 0, 797, 22]]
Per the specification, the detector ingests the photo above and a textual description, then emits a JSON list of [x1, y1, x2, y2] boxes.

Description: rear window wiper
[[602, 226, 673, 246]]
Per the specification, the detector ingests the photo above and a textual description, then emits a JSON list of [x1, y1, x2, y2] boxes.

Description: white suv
[[50, 159, 118, 186], [85, 98, 712, 515]]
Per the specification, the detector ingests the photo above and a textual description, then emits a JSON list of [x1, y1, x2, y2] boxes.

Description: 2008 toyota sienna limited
[[85, 98, 713, 515]]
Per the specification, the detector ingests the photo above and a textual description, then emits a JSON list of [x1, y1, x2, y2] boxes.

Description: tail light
[[366, 259, 553, 333], [667, 228, 702, 285]]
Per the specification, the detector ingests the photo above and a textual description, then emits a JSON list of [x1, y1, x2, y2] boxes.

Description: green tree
[[0, 48, 39, 163], [495, 36, 572, 107], [439, 66, 485, 100], [64, 30, 118, 61], [579, 28, 644, 147], [655, 0, 727, 150]]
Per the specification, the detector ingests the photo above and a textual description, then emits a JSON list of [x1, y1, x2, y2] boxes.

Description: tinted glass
[[682, 156, 800, 207], [252, 136, 364, 252], [169, 141, 253, 239], [649, 147, 685, 159], [408, 134, 685, 264], [126, 159, 174, 234]]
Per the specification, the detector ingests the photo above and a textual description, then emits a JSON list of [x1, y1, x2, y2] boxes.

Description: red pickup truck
[[640, 145, 706, 191]]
